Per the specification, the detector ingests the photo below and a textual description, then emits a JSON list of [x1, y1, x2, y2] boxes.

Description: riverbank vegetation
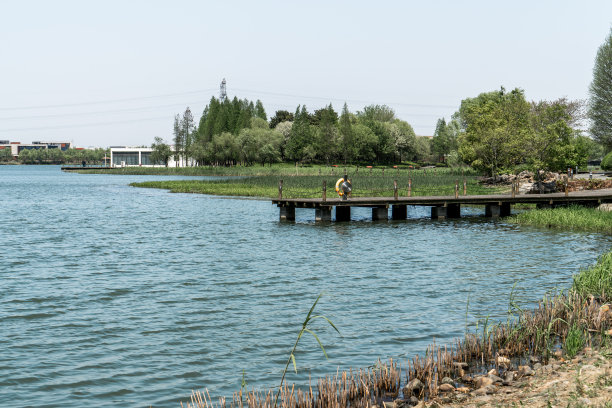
[[509, 205, 612, 233], [181, 251, 611, 408]]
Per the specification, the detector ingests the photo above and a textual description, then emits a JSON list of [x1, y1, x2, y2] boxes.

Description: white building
[[0, 140, 72, 158], [109, 146, 194, 167]]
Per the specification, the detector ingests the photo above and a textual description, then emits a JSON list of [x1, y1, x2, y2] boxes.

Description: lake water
[[1, 165, 610, 408]]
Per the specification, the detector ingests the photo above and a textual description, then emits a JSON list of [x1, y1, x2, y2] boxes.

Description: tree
[[172, 114, 182, 167], [589, 28, 612, 152], [286, 105, 313, 162], [357, 104, 395, 122], [275, 121, 293, 160], [457, 88, 532, 176], [313, 104, 339, 163], [181, 107, 195, 166], [254, 100, 267, 121], [389, 119, 416, 163], [151, 137, 172, 166], [0, 147, 12, 162], [338, 103, 354, 163], [269, 110, 294, 128]]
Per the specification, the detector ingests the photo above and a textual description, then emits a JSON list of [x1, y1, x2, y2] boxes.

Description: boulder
[[438, 383, 455, 393], [529, 181, 558, 194], [518, 365, 534, 377], [404, 378, 424, 396], [474, 376, 493, 388], [441, 377, 454, 386]]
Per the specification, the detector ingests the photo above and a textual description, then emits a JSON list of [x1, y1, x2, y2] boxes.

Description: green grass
[[509, 205, 612, 233], [572, 251, 612, 300], [564, 325, 586, 359], [130, 169, 504, 199]]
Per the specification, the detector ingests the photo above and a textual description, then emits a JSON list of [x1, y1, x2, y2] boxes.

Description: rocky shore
[[390, 346, 612, 408], [481, 170, 612, 194]]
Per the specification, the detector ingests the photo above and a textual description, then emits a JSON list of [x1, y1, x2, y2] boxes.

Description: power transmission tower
[[219, 78, 227, 102]]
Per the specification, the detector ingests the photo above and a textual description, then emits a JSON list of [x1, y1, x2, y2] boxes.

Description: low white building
[[109, 146, 194, 167]]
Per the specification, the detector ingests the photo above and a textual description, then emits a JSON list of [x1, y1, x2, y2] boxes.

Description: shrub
[[601, 151, 612, 170]]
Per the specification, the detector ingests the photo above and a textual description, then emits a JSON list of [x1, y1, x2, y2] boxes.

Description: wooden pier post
[[511, 181, 516, 198], [315, 206, 332, 222], [408, 178, 412, 197], [394, 180, 398, 200], [463, 179, 467, 196], [372, 206, 388, 221], [278, 179, 283, 200], [322, 180, 327, 201], [455, 180, 459, 198], [335, 206, 351, 222], [392, 205, 407, 220], [279, 206, 295, 221]]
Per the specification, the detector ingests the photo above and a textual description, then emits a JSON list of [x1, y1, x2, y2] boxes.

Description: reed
[[509, 205, 612, 233]]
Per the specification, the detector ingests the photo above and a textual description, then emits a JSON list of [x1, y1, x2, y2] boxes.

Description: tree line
[[1, 147, 108, 165]]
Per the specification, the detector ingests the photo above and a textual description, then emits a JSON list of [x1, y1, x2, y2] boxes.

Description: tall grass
[[130, 168, 502, 199], [509, 205, 612, 233], [572, 251, 612, 301]]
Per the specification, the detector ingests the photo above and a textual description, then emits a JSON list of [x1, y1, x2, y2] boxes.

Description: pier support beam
[[485, 202, 511, 218], [391, 205, 407, 220], [372, 206, 388, 221], [279, 206, 295, 221], [335, 206, 351, 222], [315, 206, 332, 222], [431, 206, 447, 220], [447, 204, 461, 218]]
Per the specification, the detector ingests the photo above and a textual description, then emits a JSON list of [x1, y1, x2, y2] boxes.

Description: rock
[[487, 368, 498, 377], [455, 393, 468, 402], [409, 396, 419, 405], [529, 356, 540, 363], [472, 385, 496, 395], [392, 398, 410, 408], [461, 374, 473, 383], [453, 362, 468, 369], [456, 387, 470, 393], [533, 363, 542, 371], [496, 356, 511, 367], [518, 365, 534, 376], [475, 376, 493, 388], [554, 350, 563, 358], [441, 377, 454, 386], [488, 374, 504, 384], [427, 402, 441, 408], [504, 371, 515, 383], [404, 378, 424, 396], [383, 402, 396, 408], [606, 328, 612, 336], [529, 180, 558, 194], [438, 383, 455, 392], [598, 204, 612, 212], [413, 402, 425, 408]]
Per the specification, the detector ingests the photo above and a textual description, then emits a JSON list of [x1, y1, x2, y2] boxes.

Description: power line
[[0, 116, 170, 132], [0, 88, 218, 111], [0, 100, 210, 121]]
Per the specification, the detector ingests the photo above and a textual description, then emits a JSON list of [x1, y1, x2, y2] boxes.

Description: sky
[[1, 0, 612, 148]]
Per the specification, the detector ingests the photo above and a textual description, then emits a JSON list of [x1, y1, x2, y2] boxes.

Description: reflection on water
[[1, 165, 610, 408]]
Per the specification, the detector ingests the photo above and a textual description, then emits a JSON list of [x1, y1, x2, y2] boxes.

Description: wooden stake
[[393, 180, 398, 200], [278, 179, 283, 200], [322, 180, 327, 201]]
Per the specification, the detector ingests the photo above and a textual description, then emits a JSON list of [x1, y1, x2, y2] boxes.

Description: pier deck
[[272, 190, 612, 221]]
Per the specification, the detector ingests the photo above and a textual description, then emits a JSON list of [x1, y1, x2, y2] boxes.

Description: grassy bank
[[129, 168, 504, 199], [509, 205, 612, 233]]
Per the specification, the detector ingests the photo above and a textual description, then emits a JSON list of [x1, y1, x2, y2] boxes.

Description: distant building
[[0, 141, 72, 158], [109, 146, 193, 167]]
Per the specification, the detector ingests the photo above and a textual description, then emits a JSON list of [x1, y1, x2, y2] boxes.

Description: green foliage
[[269, 110, 294, 129], [510, 205, 612, 233], [0, 147, 13, 162], [458, 87, 532, 176], [431, 118, 459, 162], [150, 137, 172, 166], [572, 251, 612, 300], [286, 105, 314, 162], [17, 147, 108, 164], [564, 325, 585, 359], [589, 28, 612, 151], [601, 151, 612, 170], [254, 99, 267, 121]]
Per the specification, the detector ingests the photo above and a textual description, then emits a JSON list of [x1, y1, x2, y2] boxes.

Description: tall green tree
[[589, 28, 612, 152], [286, 105, 313, 162], [181, 107, 195, 165], [313, 104, 339, 164], [338, 103, 354, 163], [172, 114, 182, 167], [254, 100, 267, 121], [457, 88, 532, 176], [269, 110, 294, 128]]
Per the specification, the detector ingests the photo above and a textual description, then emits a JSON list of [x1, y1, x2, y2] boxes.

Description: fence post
[[455, 179, 459, 199], [278, 179, 283, 200], [463, 179, 467, 196], [408, 178, 412, 197], [382, 168, 385, 177], [565, 177, 568, 197], [322, 180, 327, 201], [394, 179, 398, 200]]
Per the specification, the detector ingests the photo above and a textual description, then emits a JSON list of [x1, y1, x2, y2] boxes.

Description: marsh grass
[[131, 168, 503, 199], [564, 325, 586, 359], [572, 251, 612, 301], [509, 205, 612, 233]]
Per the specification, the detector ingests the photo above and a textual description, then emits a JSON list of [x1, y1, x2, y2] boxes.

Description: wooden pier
[[272, 190, 612, 221]]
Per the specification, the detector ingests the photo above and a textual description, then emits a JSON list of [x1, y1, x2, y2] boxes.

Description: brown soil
[[416, 348, 612, 408]]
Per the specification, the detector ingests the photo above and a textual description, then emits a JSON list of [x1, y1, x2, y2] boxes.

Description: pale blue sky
[[1, 0, 612, 147]]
